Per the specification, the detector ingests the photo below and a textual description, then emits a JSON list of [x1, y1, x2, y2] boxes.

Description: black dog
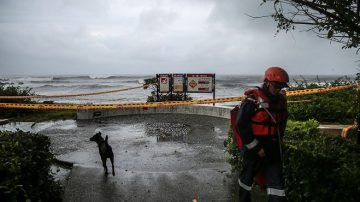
[[90, 132, 115, 176]]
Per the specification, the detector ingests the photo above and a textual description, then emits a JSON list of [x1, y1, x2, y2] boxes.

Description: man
[[235, 67, 289, 202]]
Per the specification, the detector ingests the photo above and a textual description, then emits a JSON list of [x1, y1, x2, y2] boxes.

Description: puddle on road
[[145, 122, 191, 142]]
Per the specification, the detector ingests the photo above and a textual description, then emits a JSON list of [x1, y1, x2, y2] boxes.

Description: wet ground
[[1, 114, 246, 201]]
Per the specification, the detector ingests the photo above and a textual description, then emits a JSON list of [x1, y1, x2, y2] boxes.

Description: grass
[[7, 110, 77, 122]]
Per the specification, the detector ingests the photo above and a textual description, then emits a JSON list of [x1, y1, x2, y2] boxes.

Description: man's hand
[[257, 148, 266, 157]]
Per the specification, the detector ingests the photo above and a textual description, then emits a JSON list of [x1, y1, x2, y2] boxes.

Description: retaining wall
[[77, 105, 350, 136], [77, 105, 233, 120]]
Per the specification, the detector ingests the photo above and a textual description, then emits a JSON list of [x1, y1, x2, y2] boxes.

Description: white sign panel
[[187, 74, 214, 93], [159, 74, 171, 93], [173, 74, 184, 93]]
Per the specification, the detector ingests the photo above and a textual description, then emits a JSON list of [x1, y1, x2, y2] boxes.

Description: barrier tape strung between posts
[[0, 84, 355, 110], [0, 84, 150, 99], [0, 97, 243, 110]]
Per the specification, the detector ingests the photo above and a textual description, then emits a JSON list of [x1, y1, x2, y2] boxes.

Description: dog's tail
[[105, 135, 108, 144]]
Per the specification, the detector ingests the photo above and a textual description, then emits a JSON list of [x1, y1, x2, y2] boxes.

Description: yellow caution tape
[[0, 84, 150, 99], [287, 100, 312, 103], [0, 96, 245, 110], [285, 85, 354, 96], [0, 84, 355, 110], [341, 125, 356, 138]]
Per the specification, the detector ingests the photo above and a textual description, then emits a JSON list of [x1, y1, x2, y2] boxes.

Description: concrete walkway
[[63, 166, 236, 202]]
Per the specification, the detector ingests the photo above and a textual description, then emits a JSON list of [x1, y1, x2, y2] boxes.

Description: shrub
[[0, 85, 35, 118], [223, 126, 241, 172], [147, 92, 192, 102], [284, 121, 360, 202], [287, 79, 356, 124], [0, 130, 62, 202], [144, 77, 192, 102]]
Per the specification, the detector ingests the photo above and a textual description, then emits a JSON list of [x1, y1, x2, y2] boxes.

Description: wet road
[[1, 114, 242, 201]]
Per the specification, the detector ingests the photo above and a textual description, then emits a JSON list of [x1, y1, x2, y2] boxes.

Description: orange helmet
[[264, 66, 289, 83]]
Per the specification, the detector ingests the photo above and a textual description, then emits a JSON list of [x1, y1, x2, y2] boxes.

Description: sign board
[[186, 74, 214, 93], [173, 74, 185, 93], [158, 74, 171, 93]]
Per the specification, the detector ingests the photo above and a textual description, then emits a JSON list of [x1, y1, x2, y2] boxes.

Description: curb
[[54, 158, 74, 169], [0, 119, 9, 125]]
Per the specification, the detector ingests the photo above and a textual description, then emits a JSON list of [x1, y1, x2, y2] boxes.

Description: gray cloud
[[0, 0, 358, 76]]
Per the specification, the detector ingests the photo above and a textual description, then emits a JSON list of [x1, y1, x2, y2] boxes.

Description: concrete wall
[[77, 105, 233, 120], [76, 105, 352, 137]]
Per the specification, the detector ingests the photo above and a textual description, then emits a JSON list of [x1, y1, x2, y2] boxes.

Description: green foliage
[[355, 72, 360, 136], [225, 119, 360, 201], [0, 85, 36, 118], [144, 77, 157, 87], [147, 91, 192, 102], [0, 85, 76, 121], [284, 121, 360, 202], [288, 75, 354, 90], [287, 77, 357, 124], [145, 77, 192, 102], [223, 125, 242, 172], [14, 110, 77, 122], [0, 130, 62, 202], [0, 85, 34, 103], [285, 119, 320, 140], [261, 0, 360, 50]]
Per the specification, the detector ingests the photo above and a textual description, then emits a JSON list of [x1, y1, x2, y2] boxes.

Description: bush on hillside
[[0, 130, 62, 202]]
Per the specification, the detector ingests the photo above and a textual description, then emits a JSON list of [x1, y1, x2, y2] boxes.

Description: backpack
[[230, 105, 243, 149]]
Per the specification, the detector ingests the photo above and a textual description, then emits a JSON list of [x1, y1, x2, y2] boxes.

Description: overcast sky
[[0, 0, 359, 76]]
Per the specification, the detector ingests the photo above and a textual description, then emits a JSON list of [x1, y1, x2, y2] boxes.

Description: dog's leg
[[102, 157, 108, 174], [110, 154, 115, 176]]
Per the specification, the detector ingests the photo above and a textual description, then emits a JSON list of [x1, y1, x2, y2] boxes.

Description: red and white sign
[[159, 74, 171, 93], [186, 74, 214, 93]]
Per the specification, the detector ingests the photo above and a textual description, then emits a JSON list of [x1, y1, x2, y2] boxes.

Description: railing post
[[357, 82, 360, 144]]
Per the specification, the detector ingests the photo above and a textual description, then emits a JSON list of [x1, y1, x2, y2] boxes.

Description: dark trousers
[[238, 156, 286, 202]]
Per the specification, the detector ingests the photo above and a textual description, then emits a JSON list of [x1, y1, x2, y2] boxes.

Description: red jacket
[[232, 87, 287, 150]]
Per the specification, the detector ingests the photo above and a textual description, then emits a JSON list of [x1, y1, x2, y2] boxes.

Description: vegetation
[[13, 110, 77, 122], [144, 77, 192, 102], [283, 120, 360, 201], [287, 77, 357, 124], [0, 85, 76, 122], [0, 85, 36, 118], [0, 130, 63, 202], [260, 0, 360, 50]]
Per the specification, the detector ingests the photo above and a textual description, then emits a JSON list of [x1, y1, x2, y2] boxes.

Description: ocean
[[0, 74, 354, 106]]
